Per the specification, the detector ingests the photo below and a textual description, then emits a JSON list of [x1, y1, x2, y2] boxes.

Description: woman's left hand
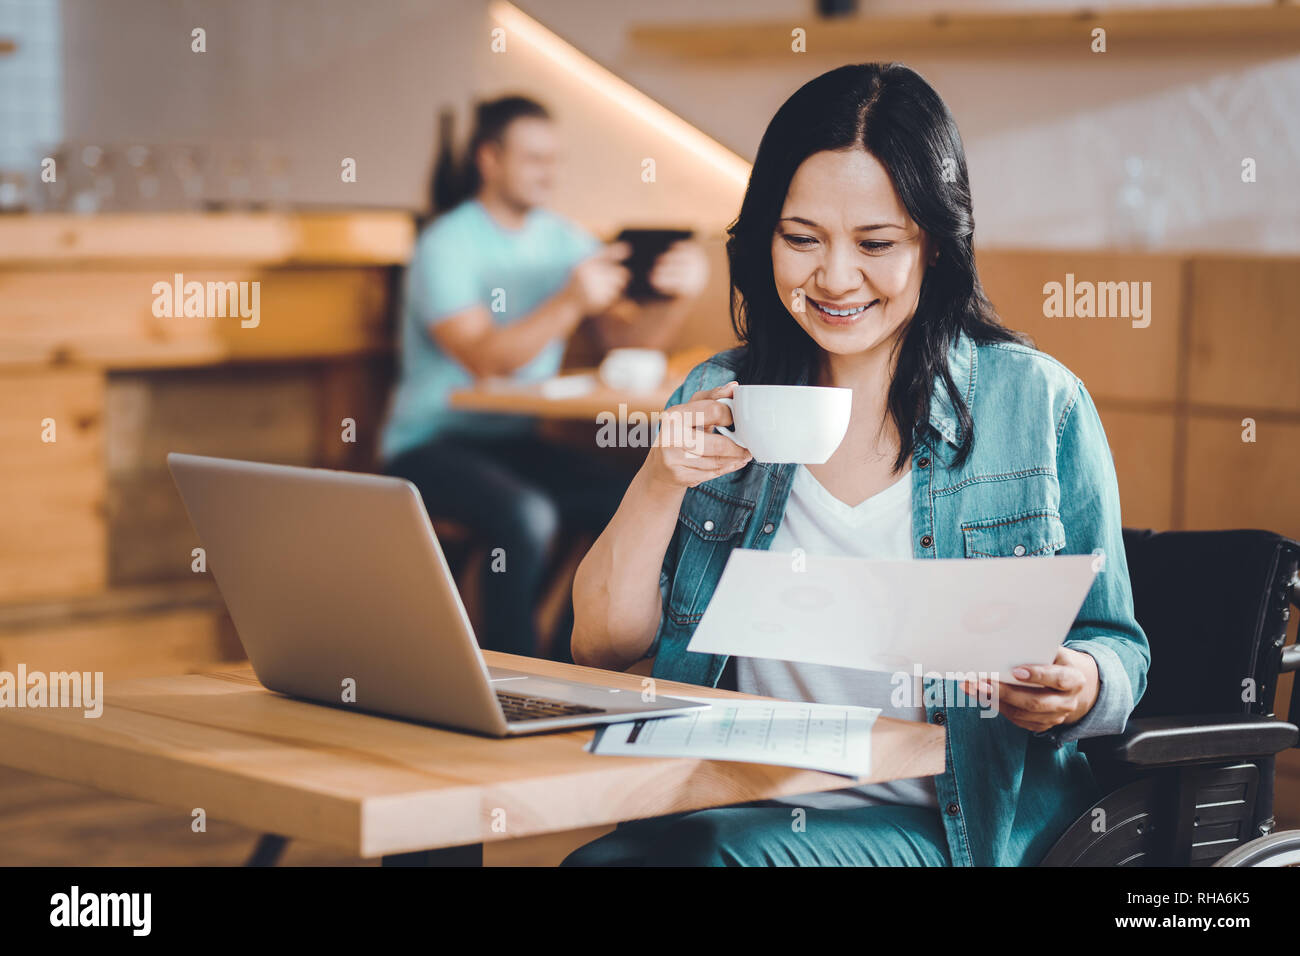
[[964, 646, 1100, 733]]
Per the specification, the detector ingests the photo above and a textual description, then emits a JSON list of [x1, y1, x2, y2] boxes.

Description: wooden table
[[447, 347, 715, 422], [449, 371, 676, 421], [0, 651, 946, 865]]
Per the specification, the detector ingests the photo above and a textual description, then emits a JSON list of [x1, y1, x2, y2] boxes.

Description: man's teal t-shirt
[[380, 198, 600, 463]]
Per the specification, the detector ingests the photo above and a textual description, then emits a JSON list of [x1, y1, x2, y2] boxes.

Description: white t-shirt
[[734, 463, 940, 810]]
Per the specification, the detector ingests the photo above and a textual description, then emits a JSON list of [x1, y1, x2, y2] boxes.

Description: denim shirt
[[645, 330, 1150, 867]]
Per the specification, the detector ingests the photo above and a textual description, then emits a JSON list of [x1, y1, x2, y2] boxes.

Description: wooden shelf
[[629, 3, 1300, 58], [0, 580, 225, 631]]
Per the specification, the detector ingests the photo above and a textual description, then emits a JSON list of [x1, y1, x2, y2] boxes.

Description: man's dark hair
[[423, 94, 551, 225]]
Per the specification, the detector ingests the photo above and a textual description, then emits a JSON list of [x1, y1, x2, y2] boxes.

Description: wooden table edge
[[0, 653, 947, 858]]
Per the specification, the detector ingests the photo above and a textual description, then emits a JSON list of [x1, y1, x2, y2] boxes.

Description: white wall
[[517, 0, 1300, 252], [49, 0, 1300, 251], [58, 0, 484, 210]]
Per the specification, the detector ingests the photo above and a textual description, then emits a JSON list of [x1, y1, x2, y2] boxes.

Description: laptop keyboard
[[496, 690, 606, 722]]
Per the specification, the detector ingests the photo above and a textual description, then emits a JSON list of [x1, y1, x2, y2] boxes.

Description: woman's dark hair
[[422, 94, 551, 225], [727, 62, 1025, 472]]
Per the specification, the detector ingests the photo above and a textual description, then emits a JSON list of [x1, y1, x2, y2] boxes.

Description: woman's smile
[[806, 294, 881, 326]]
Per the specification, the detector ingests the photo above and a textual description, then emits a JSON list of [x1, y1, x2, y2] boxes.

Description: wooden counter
[[0, 212, 414, 266], [0, 213, 414, 675], [0, 212, 413, 369]]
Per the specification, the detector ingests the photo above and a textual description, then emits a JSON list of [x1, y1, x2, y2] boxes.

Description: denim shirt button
[[1013, 544, 1027, 556], [933, 711, 946, 725], [918, 456, 930, 468], [920, 534, 933, 548], [946, 802, 960, 816], [703, 520, 715, 532], [762, 522, 775, 534]]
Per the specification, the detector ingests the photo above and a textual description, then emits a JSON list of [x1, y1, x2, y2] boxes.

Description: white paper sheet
[[585, 696, 879, 777], [685, 550, 1098, 685]]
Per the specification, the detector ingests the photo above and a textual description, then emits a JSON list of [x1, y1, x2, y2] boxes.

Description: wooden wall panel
[[105, 365, 322, 474], [1187, 256, 1300, 413], [315, 355, 393, 471], [0, 369, 106, 602], [1183, 414, 1300, 539], [977, 249, 1183, 404], [104, 365, 325, 585], [1094, 404, 1177, 532], [102, 357, 392, 585]]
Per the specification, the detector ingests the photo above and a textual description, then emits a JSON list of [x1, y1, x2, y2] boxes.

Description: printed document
[[587, 696, 879, 777], [685, 550, 1098, 685]]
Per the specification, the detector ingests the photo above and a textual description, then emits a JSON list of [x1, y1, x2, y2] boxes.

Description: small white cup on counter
[[598, 348, 667, 393]]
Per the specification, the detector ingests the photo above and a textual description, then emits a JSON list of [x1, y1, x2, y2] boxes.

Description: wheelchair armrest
[[1079, 713, 1299, 769]]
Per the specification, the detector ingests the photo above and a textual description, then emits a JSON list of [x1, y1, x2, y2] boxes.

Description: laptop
[[167, 453, 708, 737]]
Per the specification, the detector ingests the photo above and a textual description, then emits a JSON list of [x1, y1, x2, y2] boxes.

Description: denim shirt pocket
[[961, 510, 1066, 558], [666, 484, 754, 625]]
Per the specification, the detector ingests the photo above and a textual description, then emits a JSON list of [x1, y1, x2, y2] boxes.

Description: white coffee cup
[[715, 385, 852, 464], [599, 348, 667, 392]]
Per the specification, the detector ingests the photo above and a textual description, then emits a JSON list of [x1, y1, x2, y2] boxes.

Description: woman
[[564, 63, 1149, 866]]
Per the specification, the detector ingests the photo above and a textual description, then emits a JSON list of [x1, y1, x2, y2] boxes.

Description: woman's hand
[[965, 646, 1100, 734], [648, 240, 709, 300], [645, 381, 752, 490], [572, 380, 749, 670]]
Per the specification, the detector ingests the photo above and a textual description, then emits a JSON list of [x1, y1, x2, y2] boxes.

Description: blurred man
[[381, 94, 708, 660]]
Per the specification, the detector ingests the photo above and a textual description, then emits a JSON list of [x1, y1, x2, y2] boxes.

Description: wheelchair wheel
[[1214, 831, 1300, 866]]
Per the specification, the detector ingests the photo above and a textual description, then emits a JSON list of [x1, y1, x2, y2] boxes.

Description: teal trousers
[[561, 802, 951, 867]]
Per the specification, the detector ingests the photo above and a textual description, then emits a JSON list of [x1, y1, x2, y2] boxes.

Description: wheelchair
[[1041, 528, 1300, 867]]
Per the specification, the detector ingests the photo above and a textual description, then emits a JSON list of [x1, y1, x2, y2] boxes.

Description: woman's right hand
[[572, 381, 749, 669], [645, 381, 753, 490]]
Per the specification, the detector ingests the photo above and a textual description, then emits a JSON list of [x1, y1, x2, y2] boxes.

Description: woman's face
[[771, 148, 933, 361]]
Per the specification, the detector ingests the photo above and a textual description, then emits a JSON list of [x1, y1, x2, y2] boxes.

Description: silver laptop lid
[[167, 453, 508, 735]]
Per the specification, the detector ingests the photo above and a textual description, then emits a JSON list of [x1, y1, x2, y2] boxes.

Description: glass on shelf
[[1112, 155, 1170, 249], [124, 144, 163, 209], [167, 144, 208, 210], [252, 140, 293, 210], [221, 146, 254, 209], [0, 170, 29, 213], [69, 143, 116, 214]]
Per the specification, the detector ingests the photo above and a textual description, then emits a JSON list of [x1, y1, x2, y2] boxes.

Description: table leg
[[381, 843, 483, 866], [245, 833, 290, 867]]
